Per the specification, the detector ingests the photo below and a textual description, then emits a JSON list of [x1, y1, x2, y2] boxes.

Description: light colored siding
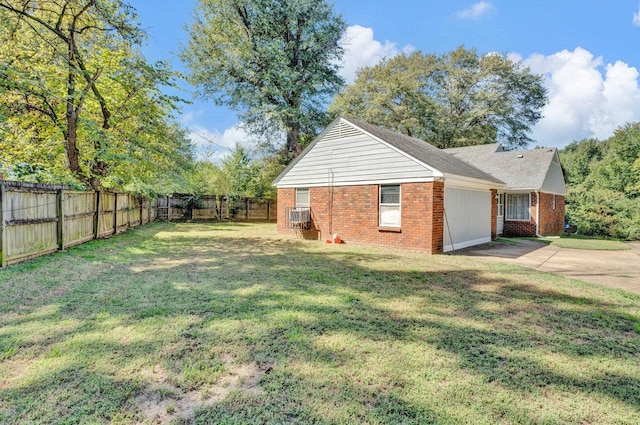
[[276, 120, 433, 187], [541, 154, 567, 195], [443, 187, 491, 252]]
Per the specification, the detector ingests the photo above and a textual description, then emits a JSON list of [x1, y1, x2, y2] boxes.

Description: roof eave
[[444, 173, 506, 188]]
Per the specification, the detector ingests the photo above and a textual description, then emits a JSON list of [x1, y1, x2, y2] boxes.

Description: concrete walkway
[[460, 240, 640, 294]]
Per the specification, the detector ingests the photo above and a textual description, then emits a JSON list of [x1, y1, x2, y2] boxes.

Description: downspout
[[535, 190, 541, 237], [328, 169, 334, 236]]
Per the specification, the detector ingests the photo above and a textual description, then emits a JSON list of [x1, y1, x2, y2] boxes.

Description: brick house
[[273, 116, 566, 254], [446, 143, 567, 238]]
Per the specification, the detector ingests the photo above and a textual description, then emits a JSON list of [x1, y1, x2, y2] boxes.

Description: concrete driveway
[[459, 240, 640, 294]]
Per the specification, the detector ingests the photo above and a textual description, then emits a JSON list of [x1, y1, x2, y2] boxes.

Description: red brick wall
[[276, 182, 445, 254], [503, 220, 537, 236], [538, 193, 565, 236], [490, 189, 498, 240], [430, 181, 444, 254], [277, 188, 296, 235], [502, 192, 565, 237]]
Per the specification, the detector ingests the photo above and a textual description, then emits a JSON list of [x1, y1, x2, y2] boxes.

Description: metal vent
[[323, 121, 363, 142]]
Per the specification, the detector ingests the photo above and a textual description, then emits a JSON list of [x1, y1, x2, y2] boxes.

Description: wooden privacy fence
[[156, 195, 277, 222], [0, 181, 157, 267]]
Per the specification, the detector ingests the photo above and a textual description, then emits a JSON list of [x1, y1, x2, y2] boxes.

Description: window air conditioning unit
[[289, 209, 310, 224]]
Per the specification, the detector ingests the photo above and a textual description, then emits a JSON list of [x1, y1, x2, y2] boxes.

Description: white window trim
[[552, 194, 556, 211], [379, 184, 401, 227], [295, 188, 309, 207], [506, 193, 531, 221], [497, 193, 504, 218]]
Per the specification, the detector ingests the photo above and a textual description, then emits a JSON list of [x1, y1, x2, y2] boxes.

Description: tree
[[559, 123, 640, 239], [0, 0, 191, 190], [330, 46, 548, 150], [182, 0, 346, 159], [559, 138, 602, 186]]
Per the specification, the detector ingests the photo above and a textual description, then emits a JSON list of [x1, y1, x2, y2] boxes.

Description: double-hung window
[[506, 193, 530, 221], [497, 193, 504, 217], [295, 188, 309, 207], [379, 185, 401, 227]]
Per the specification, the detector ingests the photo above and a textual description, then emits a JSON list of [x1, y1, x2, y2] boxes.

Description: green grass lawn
[[1, 222, 639, 424], [501, 235, 631, 251]]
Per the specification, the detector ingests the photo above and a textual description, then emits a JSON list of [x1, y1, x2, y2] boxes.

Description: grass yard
[[1, 222, 639, 424], [502, 235, 631, 251]]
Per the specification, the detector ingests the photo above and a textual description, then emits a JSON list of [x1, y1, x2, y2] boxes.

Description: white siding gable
[[541, 152, 567, 196], [276, 119, 435, 188]]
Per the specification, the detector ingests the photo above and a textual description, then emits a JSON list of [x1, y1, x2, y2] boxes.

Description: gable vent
[[322, 120, 364, 142]]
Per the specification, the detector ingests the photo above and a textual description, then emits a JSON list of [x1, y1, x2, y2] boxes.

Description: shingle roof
[[445, 144, 559, 190], [344, 117, 505, 185]]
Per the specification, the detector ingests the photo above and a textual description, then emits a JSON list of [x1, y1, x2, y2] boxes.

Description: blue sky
[[134, 1, 640, 159]]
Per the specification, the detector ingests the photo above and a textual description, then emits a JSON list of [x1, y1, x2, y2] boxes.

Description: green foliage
[[191, 145, 283, 201], [560, 123, 640, 240], [0, 0, 195, 191], [182, 0, 346, 159], [330, 46, 548, 150]]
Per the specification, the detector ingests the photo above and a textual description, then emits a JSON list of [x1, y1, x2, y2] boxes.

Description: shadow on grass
[[1, 223, 639, 424]]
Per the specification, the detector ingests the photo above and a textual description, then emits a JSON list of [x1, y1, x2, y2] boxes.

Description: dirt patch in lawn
[[135, 356, 270, 424]]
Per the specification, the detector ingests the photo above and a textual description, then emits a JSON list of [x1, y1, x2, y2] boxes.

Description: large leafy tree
[[560, 123, 640, 239], [330, 46, 548, 150], [182, 0, 346, 159], [0, 0, 191, 189]]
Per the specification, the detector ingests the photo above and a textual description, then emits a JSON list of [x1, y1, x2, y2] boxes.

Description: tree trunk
[[286, 127, 302, 158], [65, 119, 81, 177], [66, 37, 82, 180]]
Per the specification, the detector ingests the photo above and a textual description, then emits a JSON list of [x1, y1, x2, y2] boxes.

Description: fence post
[[127, 194, 132, 229], [114, 192, 118, 235], [94, 191, 101, 239], [0, 181, 6, 268], [57, 188, 65, 250]]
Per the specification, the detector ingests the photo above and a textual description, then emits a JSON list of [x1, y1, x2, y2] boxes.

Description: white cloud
[[456, 1, 494, 20], [188, 125, 252, 162], [521, 47, 640, 147], [338, 25, 415, 84], [633, 6, 640, 26]]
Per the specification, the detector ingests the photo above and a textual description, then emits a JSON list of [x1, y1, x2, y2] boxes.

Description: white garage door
[[443, 187, 492, 253]]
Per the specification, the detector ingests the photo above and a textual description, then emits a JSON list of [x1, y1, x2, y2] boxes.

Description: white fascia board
[[276, 176, 437, 189], [345, 121, 445, 178], [444, 174, 504, 190], [504, 188, 567, 196]]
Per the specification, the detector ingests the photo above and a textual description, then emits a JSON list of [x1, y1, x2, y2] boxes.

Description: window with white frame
[[506, 193, 530, 221], [379, 185, 401, 227], [497, 193, 504, 217], [552, 194, 556, 211], [295, 188, 309, 207]]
